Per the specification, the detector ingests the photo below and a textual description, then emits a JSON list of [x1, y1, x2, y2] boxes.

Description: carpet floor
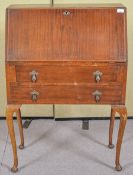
[[0, 119, 133, 175]]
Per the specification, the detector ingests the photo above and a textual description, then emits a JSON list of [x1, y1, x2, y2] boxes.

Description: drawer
[[15, 64, 119, 84], [8, 84, 122, 104]]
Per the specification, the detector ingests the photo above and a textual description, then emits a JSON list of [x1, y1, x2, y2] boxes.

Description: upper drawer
[[15, 64, 119, 84], [6, 7, 127, 62]]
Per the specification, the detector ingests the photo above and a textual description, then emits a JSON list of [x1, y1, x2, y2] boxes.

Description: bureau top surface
[[6, 3, 127, 62], [7, 4, 126, 9]]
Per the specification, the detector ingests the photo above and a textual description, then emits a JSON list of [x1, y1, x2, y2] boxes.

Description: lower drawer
[[8, 84, 122, 104]]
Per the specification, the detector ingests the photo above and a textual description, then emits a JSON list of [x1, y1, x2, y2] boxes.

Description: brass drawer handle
[[63, 11, 71, 16], [93, 71, 103, 82], [30, 90, 39, 101], [29, 70, 38, 83], [92, 90, 102, 103]]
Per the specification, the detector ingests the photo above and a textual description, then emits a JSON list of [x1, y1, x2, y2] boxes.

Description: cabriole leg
[[16, 108, 24, 149], [108, 106, 115, 149], [115, 106, 127, 171], [6, 105, 22, 172], [108, 105, 127, 171]]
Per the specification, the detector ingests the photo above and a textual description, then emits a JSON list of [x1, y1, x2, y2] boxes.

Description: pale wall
[[0, 0, 132, 118]]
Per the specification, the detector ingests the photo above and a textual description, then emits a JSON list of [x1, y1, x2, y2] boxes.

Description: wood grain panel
[[6, 9, 54, 61], [53, 9, 127, 61], [6, 8, 127, 62]]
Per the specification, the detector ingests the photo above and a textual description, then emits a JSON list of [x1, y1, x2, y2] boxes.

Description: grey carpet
[[0, 119, 133, 175]]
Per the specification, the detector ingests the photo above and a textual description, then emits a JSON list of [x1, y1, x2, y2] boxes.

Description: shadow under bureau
[[5, 3, 128, 172]]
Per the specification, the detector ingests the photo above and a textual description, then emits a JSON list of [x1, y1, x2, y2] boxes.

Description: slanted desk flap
[[6, 5, 127, 62]]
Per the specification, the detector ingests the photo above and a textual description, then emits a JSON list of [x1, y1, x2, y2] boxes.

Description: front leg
[[6, 105, 21, 172], [108, 105, 127, 171], [115, 106, 127, 171]]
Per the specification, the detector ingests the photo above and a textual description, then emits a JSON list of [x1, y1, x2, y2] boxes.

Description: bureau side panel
[[6, 64, 16, 101], [118, 62, 127, 105]]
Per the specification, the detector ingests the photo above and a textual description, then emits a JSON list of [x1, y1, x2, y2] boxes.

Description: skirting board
[[0, 116, 133, 120]]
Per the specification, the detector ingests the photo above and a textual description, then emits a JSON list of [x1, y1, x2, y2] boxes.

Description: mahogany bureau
[[5, 4, 128, 172]]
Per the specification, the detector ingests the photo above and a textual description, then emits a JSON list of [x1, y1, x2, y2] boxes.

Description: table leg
[[16, 108, 24, 149], [108, 105, 127, 171], [108, 107, 115, 149], [6, 105, 22, 172], [115, 106, 127, 171]]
